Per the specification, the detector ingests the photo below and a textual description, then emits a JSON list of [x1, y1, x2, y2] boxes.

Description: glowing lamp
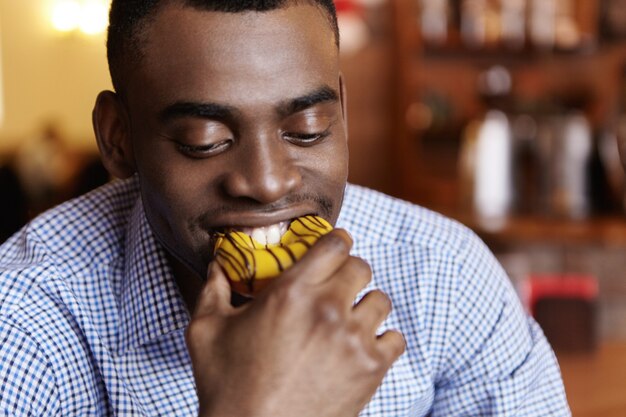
[[51, 0, 109, 36], [51, 1, 82, 32]]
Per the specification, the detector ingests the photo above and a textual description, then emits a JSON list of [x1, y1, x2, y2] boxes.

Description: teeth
[[266, 225, 281, 245], [251, 228, 267, 245], [239, 221, 290, 246]]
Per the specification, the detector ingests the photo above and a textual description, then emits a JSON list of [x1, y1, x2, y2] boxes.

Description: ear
[[339, 72, 348, 135], [618, 129, 626, 173], [92, 90, 136, 179]]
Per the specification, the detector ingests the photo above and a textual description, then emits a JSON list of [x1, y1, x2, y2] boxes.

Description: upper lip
[[206, 205, 317, 232]]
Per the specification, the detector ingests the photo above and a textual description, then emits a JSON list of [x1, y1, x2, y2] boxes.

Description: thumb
[[193, 262, 232, 317]]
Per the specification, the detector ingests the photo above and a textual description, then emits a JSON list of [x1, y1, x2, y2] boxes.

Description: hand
[[185, 229, 406, 417]]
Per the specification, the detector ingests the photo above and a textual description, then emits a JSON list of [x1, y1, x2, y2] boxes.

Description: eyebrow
[[159, 102, 238, 123], [158, 85, 339, 123], [277, 85, 339, 117]]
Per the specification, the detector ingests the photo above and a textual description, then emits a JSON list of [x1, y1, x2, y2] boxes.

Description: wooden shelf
[[391, 0, 626, 241], [449, 213, 626, 246], [420, 44, 599, 64]]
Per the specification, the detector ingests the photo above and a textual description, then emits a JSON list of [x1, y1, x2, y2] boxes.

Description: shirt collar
[[115, 183, 360, 354], [117, 196, 190, 355]]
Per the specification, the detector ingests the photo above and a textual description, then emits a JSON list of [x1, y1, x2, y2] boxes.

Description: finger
[[193, 262, 233, 317], [376, 330, 406, 365], [285, 228, 353, 285], [352, 290, 392, 332], [321, 256, 372, 303]]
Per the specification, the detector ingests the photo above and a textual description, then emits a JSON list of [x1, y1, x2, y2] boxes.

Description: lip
[[205, 205, 318, 233]]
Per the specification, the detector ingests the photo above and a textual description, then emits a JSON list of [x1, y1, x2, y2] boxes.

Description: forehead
[[129, 3, 339, 108]]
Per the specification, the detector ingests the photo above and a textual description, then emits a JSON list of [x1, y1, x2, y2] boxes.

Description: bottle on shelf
[[529, 0, 556, 49], [420, 0, 450, 46], [472, 110, 514, 228], [500, 0, 526, 49], [461, 65, 515, 228], [416, 0, 582, 52], [551, 112, 593, 219]]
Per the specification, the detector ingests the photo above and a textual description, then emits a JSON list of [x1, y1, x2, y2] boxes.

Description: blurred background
[[1, 1, 626, 415]]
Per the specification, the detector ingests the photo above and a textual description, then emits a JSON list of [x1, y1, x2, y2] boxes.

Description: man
[[0, 1, 569, 416]]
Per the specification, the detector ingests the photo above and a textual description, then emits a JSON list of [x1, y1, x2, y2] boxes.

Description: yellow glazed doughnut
[[214, 215, 333, 297]]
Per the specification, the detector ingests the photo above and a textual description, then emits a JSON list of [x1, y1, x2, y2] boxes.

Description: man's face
[[122, 4, 348, 277]]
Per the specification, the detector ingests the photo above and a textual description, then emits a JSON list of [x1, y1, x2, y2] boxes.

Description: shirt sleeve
[[431, 235, 571, 416], [0, 315, 61, 417]]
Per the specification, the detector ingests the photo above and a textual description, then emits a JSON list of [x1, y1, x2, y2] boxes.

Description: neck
[[167, 253, 251, 311], [167, 252, 205, 313]]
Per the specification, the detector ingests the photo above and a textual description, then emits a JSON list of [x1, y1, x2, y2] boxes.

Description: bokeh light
[[51, 0, 109, 35]]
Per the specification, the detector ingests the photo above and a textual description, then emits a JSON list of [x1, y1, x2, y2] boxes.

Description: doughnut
[[214, 215, 333, 297]]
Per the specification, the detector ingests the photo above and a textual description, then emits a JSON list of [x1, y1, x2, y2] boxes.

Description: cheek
[[148, 173, 214, 233], [136, 151, 212, 245], [139, 169, 215, 272], [320, 138, 349, 183], [287, 124, 347, 177], [136, 140, 211, 210], [302, 138, 349, 212], [139, 173, 190, 238]]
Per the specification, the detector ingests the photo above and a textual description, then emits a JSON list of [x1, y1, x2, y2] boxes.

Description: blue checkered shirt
[[0, 177, 570, 416]]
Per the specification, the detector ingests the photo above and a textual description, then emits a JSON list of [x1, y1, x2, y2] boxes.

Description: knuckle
[[345, 319, 362, 337], [343, 328, 383, 373], [267, 280, 302, 311], [362, 351, 387, 374], [372, 358, 389, 374], [338, 320, 396, 376], [344, 329, 362, 352], [283, 277, 307, 302], [314, 297, 344, 325]]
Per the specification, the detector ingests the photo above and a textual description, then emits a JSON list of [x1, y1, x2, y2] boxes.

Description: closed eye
[[175, 139, 233, 158], [283, 129, 331, 146]]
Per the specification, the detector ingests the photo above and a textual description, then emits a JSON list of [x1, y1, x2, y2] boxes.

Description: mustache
[[202, 193, 335, 220]]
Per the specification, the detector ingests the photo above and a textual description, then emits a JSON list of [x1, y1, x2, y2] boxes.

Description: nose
[[221, 136, 302, 204]]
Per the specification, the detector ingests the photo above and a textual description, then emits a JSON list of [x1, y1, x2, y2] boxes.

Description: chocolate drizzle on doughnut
[[214, 215, 333, 296], [266, 246, 285, 272]]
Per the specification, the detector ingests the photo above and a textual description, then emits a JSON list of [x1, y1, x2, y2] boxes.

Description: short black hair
[[106, 0, 339, 96]]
